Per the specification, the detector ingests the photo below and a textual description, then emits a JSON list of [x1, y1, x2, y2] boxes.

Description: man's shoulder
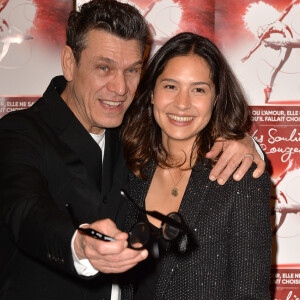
[[0, 98, 45, 131], [0, 75, 68, 132]]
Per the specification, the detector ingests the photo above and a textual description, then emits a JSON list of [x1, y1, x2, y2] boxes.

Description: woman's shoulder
[[234, 164, 271, 188], [222, 164, 271, 207], [192, 161, 271, 202]]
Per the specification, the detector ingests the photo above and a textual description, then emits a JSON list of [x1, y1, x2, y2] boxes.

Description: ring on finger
[[242, 153, 254, 160]]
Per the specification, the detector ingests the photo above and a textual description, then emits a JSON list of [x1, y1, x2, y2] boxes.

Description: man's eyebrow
[[94, 56, 114, 63], [127, 60, 143, 68], [92, 56, 143, 68]]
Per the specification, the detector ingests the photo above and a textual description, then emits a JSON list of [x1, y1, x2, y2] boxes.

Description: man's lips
[[101, 100, 123, 108]]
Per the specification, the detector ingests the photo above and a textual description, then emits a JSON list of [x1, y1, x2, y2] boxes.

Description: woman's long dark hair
[[122, 32, 251, 179]]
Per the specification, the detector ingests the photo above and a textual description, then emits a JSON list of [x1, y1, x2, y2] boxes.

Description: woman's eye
[[194, 87, 205, 93], [165, 85, 176, 89]]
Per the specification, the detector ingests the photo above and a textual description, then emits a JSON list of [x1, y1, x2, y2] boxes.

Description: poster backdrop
[[0, 0, 73, 117], [215, 1, 300, 299], [1, 0, 300, 299]]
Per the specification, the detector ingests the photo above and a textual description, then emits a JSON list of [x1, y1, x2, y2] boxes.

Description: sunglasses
[[66, 190, 186, 253], [120, 189, 186, 250]]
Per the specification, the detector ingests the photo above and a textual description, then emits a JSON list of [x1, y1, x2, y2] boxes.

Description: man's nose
[[107, 72, 127, 96]]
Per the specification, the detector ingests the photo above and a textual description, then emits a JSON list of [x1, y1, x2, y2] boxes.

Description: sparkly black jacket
[[121, 160, 272, 300]]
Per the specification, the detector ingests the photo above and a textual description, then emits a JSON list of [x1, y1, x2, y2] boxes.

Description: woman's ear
[[61, 45, 76, 82], [151, 92, 154, 104]]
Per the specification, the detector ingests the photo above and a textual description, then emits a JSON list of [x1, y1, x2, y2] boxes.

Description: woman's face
[[152, 54, 216, 147]]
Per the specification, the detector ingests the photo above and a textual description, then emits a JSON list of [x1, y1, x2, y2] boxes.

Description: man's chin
[[100, 120, 123, 129]]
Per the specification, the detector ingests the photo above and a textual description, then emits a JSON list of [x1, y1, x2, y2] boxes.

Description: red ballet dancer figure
[[241, 0, 299, 102], [273, 196, 300, 235], [143, 0, 156, 36], [140, 0, 183, 57], [0, 0, 9, 13], [0, 0, 33, 64], [0, 0, 9, 32], [271, 160, 300, 235]]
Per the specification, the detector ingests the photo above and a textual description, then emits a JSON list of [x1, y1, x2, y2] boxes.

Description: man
[[0, 1, 265, 299]]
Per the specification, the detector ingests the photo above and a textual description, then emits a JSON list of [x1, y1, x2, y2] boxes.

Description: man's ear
[[61, 45, 76, 81]]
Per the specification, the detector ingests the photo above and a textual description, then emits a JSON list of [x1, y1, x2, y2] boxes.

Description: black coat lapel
[[101, 129, 116, 197], [125, 161, 155, 229], [58, 117, 102, 189], [179, 163, 213, 231], [41, 76, 102, 190], [156, 162, 214, 299]]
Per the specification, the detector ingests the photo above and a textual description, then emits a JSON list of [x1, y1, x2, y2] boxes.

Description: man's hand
[[206, 135, 266, 185], [74, 218, 148, 273]]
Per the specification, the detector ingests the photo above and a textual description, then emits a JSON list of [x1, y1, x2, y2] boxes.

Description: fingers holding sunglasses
[[74, 218, 122, 259], [90, 247, 148, 273], [74, 218, 148, 273]]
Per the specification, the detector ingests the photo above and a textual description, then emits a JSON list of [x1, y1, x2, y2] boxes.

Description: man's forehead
[[84, 29, 143, 64]]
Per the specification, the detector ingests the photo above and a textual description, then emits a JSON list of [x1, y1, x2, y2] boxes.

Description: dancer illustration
[[142, 0, 182, 56], [0, 0, 33, 64], [242, 0, 300, 102], [123, 0, 183, 57], [272, 160, 300, 235]]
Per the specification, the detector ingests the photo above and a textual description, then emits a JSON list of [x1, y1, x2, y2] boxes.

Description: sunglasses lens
[[129, 222, 150, 249], [162, 212, 182, 241]]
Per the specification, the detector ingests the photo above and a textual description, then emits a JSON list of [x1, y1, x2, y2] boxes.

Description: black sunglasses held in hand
[[65, 203, 115, 242], [120, 189, 186, 250]]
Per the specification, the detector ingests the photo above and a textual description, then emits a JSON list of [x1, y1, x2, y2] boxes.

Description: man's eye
[[99, 66, 109, 71], [126, 68, 139, 74]]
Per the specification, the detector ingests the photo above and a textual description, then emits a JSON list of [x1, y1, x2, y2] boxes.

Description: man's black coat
[[0, 76, 128, 300]]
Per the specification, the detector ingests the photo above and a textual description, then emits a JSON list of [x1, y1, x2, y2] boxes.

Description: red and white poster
[[0, 0, 73, 117], [215, 1, 300, 298], [1, 0, 299, 298], [251, 106, 300, 299]]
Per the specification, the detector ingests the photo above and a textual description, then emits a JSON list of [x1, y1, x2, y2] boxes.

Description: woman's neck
[[162, 137, 196, 168]]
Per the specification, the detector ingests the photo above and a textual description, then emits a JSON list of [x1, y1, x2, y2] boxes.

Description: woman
[[121, 32, 272, 299]]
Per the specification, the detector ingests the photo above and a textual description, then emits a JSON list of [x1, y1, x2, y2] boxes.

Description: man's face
[[62, 29, 143, 134]]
